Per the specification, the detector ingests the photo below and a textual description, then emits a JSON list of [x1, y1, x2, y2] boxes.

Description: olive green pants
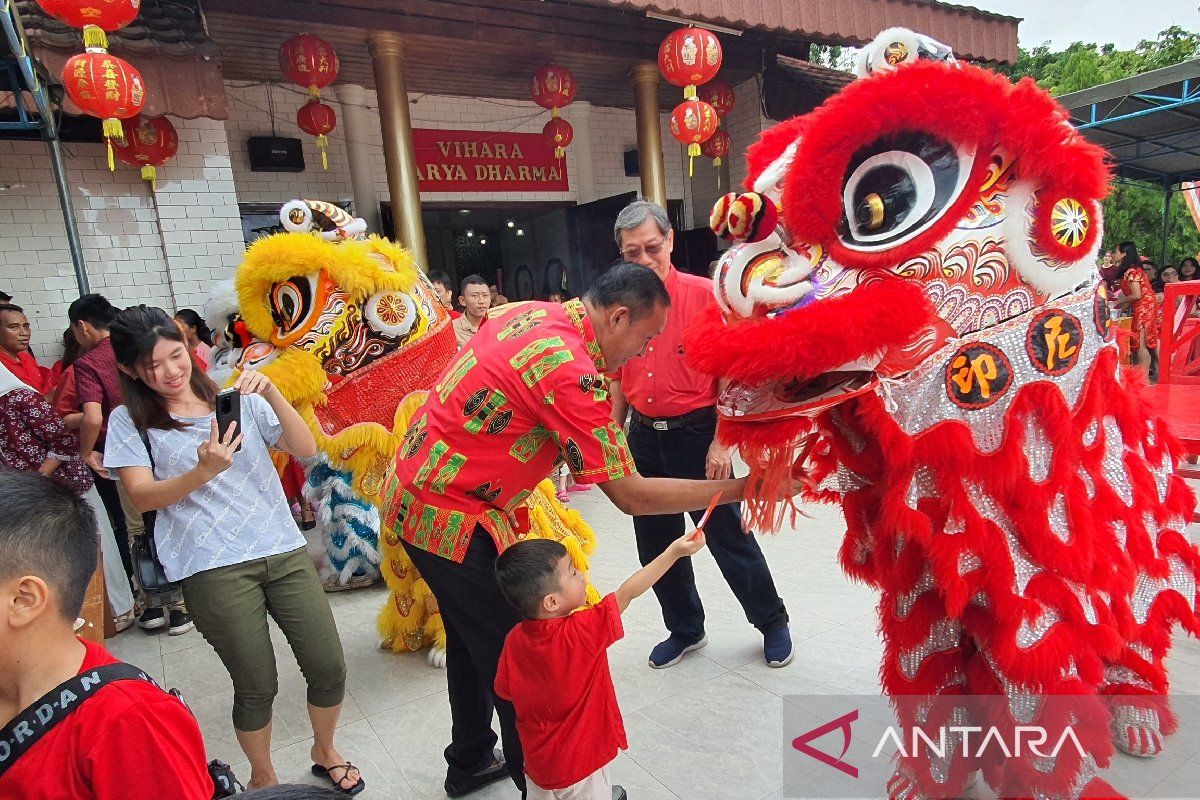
[[182, 546, 346, 732]]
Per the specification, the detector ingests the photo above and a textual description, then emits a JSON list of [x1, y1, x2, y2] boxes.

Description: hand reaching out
[[233, 369, 276, 397], [669, 530, 707, 558]]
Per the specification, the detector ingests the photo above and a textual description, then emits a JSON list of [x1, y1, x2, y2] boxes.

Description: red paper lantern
[[699, 79, 735, 119], [700, 128, 731, 164], [113, 114, 177, 188], [670, 98, 718, 177], [36, 0, 140, 49], [62, 51, 145, 168], [279, 34, 340, 97], [543, 117, 573, 160], [297, 99, 337, 170], [530, 64, 576, 117], [658, 27, 722, 99]]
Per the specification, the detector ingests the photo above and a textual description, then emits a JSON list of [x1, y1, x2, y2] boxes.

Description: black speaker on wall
[[623, 149, 639, 177], [247, 136, 305, 172]]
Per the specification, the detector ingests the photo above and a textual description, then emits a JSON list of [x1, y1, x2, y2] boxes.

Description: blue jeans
[[627, 407, 789, 642]]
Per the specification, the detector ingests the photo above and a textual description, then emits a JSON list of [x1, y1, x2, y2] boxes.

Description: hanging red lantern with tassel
[[658, 27, 722, 100], [543, 117, 573, 160], [700, 128, 731, 188], [297, 99, 336, 170], [61, 51, 145, 169], [670, 98, 718, 177], [112, 113, 177, 189], [36, 0, 141, 49], [279, 33, 340, 99], [530, 64, 576, 118], [699, 79, 735, 119]]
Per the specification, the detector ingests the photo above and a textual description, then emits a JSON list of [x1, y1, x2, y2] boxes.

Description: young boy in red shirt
[[495, 530, 707, 799]]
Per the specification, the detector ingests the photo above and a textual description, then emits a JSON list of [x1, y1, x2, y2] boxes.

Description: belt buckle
[[652, 419, 669, 431]]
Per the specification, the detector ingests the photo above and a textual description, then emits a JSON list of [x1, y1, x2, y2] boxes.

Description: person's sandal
[[310, 762, 365, 796], [556, 490, 570, 503]]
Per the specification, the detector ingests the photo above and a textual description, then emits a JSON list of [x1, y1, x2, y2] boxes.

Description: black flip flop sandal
[[310, 762, 365, 796]]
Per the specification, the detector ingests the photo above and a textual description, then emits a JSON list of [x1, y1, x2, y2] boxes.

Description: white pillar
[[570, 102, 596, 203], [334, 84, 382, 234]]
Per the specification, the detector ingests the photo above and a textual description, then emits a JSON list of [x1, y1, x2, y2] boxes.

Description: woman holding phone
[[102, 306, 363, 795]]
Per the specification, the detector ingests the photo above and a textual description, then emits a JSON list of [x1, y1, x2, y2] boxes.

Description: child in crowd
[[494, 529, 707, 800]]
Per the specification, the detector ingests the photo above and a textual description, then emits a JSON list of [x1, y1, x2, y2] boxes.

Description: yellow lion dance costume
[[234, 199, 598, 664]]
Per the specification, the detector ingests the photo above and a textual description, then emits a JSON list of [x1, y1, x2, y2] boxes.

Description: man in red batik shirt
[[388, 263, 790, 798], [609, 201, 792, 671]]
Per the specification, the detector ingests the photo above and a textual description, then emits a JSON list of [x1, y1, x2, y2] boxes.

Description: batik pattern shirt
[[388, 299, 636, 562]]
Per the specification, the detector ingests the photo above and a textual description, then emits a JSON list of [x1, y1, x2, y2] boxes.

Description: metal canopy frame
[[1059, 59, 1200, 264]]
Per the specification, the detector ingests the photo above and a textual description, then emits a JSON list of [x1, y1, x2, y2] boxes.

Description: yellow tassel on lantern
[[684, 84, 698, 100], [316, 134, 329, 170], [102, 118, 124, 171], [82, 25, 109, 51], [308, 85, 320, 99], [555, 146, 565, 159], [550, 107, 560, 118], [141, 165, 157, 191], [715, 156, 722, 189], [688, 142, 700, 177]]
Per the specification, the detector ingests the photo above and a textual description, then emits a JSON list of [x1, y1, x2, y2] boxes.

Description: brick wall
[[726, 76, 775, 192], [0, 115, 242, 360]]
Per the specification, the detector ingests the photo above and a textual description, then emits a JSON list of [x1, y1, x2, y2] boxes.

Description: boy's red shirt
[[494, 593, 627, 789]]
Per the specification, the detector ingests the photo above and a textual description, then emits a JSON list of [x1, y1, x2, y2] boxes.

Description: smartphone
[[215, 388, 242, 453]]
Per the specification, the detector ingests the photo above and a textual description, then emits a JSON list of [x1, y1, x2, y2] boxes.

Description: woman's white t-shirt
[[104, 394, 305, 582]]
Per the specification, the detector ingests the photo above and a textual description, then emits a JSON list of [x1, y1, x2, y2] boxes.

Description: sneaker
[[648, 634, 707, 669], [168, 609, 195, 636], [137, 607, 166, 630], [613, 786, 628, 800], [764, 627, 794, 668], [444, 748, 508, 798], [113, 610, 135, 633]]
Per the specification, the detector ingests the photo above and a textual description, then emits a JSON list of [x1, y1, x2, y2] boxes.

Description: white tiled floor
[[109, 490, 1200, 800]]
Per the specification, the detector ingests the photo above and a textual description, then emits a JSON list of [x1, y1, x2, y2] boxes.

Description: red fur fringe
[[683, 277, 935, 386]]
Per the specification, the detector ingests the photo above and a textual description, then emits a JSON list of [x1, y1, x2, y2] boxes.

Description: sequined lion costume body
[[688, 30, 1200, 800], [235, 199, 596, 663]]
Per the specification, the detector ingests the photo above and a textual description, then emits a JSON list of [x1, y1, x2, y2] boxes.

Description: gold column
[[367, 31, 427, 267], [631, 62, 667, 208]]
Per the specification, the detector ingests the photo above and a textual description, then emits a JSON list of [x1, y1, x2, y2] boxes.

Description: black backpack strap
[[0, 662, 160, 779], [139, 428, 155, 470]]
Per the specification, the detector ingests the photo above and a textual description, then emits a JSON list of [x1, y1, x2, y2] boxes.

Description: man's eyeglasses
[[621, 238, 666, 262]]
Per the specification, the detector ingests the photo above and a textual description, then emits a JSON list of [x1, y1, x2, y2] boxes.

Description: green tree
[[1004, 26, 1200, 265]]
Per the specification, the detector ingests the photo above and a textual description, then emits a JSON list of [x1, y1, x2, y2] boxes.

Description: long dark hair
[[1117, 241, 1142, 278], [109, 306, 218, 432], [60, 329, 83, 367], [174, 308, 214, 346], [1180, 257, 1199, 279]]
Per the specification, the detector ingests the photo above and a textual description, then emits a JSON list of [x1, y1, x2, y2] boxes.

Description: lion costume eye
[[269, 275, 315, 336], [840, 132, 971, 250]]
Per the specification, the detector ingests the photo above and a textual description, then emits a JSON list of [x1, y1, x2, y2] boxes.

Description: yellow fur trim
[[236, 233, 418, 341], [258, 349, 328, 409]]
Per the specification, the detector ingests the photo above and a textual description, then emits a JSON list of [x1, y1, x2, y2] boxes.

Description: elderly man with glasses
[[608, 200, 793, 669]]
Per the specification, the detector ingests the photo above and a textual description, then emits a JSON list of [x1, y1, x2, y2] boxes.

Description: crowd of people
[[1101, 242, 1200, 378], [0, 200, 801, 800]]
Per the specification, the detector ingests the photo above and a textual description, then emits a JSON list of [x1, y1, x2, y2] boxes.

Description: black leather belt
[[630, 406, 715, 431]]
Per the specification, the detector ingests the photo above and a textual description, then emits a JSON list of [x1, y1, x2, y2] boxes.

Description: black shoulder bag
[[0, 661, 242, 796], [130, 430, 182, 601]]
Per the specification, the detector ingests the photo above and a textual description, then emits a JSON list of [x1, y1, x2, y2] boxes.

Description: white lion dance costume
[[686, 30, 1200, 800]]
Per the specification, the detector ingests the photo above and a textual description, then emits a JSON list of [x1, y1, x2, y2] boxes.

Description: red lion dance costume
[[687, 29, 1200, 800]]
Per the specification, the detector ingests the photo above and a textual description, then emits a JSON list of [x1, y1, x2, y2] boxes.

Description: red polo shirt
[[387, 299, 636, 563], [1, 638, 213, 800], [0, 349, 46, 394], [495, 594, 627, 789], [614, 267, 719, 418]]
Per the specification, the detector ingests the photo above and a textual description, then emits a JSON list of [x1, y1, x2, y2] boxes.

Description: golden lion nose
[[710, 192, 780, 244]]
